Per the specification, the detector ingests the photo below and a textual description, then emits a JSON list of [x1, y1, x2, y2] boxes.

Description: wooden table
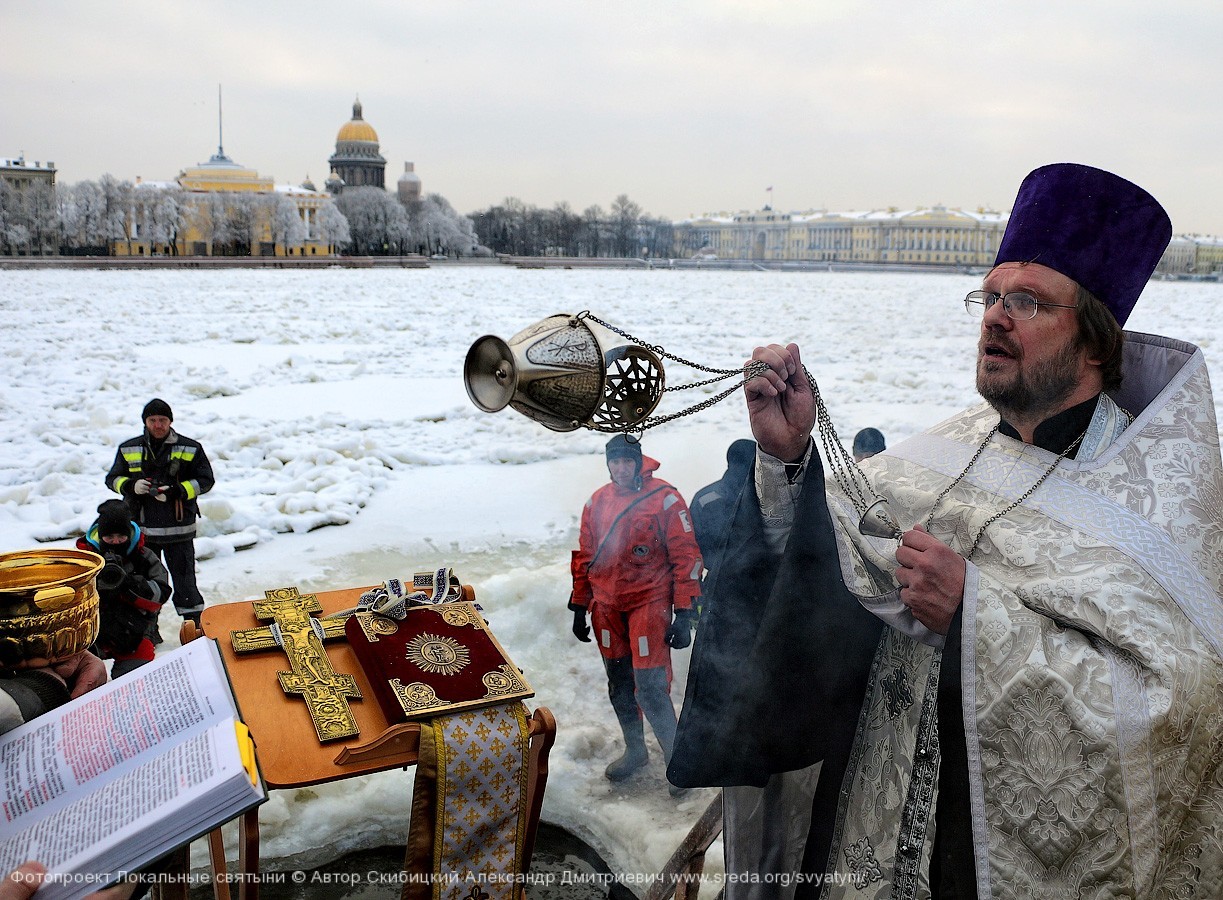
[[195, 584, 428, 788], [168, 585, 555, 900]]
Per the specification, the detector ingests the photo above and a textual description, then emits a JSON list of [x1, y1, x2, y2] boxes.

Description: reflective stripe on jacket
[[106, 428, 214, 541]]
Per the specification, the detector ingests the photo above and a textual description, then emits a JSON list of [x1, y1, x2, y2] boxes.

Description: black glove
[[157, 483, 186, 501], [571, 608, 591, 643], [665, 608, 696, 649], [123, 570, 152, 599]]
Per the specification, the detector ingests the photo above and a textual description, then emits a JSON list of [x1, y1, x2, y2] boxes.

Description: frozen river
[[2, 265, 1220, 887]]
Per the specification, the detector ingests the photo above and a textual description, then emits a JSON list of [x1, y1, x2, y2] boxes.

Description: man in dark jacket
[[106, 399, 213, 627], [76, 500, 171, 677], [689, 439, 755, 603]]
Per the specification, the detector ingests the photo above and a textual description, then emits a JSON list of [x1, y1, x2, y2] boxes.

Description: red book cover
[[344, 601, 533, 723]]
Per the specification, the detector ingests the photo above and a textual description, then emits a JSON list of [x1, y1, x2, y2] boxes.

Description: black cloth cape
[[668, 456, 884, 875]]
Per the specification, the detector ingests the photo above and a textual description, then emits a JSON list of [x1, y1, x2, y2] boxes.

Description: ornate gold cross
[[230, 586, 361, 742]]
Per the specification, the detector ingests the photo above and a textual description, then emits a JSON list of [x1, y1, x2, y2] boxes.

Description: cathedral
[[327, 98, 421, 202]]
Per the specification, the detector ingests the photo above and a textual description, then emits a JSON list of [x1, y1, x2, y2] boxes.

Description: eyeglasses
[[964, 290, 1077, 320]]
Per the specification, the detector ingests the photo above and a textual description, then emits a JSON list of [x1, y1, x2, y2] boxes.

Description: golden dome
[[337, 97, 379, 144], [338, 120, 378, 143]]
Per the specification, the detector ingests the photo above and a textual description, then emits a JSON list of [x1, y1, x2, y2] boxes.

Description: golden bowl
[[0, 548, 103, 669]]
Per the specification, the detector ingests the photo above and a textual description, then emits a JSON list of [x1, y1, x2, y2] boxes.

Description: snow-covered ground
[[2, 266, 1221, 883]]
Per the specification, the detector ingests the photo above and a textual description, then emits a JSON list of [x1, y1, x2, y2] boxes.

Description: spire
[[205, 84, 236, 166], [353, 95, 363, 120]]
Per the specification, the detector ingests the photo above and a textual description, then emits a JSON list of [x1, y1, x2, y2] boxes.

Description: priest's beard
[[977, 337, 1083, 425]]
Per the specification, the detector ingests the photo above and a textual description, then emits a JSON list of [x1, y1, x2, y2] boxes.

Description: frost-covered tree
[[99, 174, 135, 243], [147, 186, 187, 255], [579, 205, 606, 258], [413, 193, 479, 257], [58, 180, 109, 253], [228, 193, 260, 255], [316, 200, 350, 254], [543, 202, 581, 257], [0, 183, 9, 254], [335, 186, 408, 255], [199, 193, 234, 255], [269, 193, 308, 253], [0, 180, 58, 255], [610, 194, 643, 258]]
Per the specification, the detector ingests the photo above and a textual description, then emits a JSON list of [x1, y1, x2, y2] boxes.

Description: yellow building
[[115, 147, 332, 257], [1195, 238, 1223, 275], [674, 205, 1006, 267]]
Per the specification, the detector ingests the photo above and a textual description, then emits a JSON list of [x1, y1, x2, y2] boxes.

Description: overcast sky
[[4, 1, 1222, 232]]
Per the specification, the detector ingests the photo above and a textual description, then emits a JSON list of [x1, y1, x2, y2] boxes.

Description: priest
[[669, 163, 1223, 899]]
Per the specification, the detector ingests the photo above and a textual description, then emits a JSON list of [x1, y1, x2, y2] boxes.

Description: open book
[[0, 639, 265, 900]]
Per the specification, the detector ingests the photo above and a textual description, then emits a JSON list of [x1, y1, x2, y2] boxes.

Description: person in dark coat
[[106, 399, 213, 627], [851, 427, 885, 462], [689, 439, 756, 603], [76, 500, 171, 678]]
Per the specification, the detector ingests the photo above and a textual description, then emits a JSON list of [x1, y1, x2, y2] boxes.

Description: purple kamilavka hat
[[995, 163, 1172, 326]]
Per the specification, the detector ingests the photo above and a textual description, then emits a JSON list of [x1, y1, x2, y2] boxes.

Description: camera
[[96, 553, 131, 593]]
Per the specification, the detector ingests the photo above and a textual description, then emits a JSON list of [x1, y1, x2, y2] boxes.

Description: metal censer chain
[[578, 312, 897, 538]]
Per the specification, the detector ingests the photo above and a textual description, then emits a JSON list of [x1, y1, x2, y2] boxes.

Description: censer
[[464, 311, 902, 539], [0, 548, 104, 668]]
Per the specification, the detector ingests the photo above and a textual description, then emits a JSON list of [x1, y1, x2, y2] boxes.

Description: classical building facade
[[1, 154, 56, 191], [1158, 235, 1223, 276], [326, 98, 387, 192], [1, 154, 58, 255], [673, 204, 1223, 276], [674, 205, 1007, 267], [114, 146, 331, 257]]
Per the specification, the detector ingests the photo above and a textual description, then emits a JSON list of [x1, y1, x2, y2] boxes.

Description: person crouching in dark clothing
[[77, 500, 171, 678]]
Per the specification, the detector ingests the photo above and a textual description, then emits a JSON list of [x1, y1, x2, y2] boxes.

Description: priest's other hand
[[894, 524, 965, 636], [744, 343, 815, 463], [571, 608, 591, 642]]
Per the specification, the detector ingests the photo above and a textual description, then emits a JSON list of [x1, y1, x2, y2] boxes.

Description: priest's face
[[976, 262, 1101, 427]]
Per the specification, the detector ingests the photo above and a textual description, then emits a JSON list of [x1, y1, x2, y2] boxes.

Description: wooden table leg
[[237, 807, 261, 900], [207, 828, 232, 900]]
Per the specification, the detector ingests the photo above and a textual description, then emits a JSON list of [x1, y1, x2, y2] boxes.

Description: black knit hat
[[96, 499, 133, 539], [853, 428, 886, 458], [726, 438, 756, 470], [605, 434, 643, 471], [142, 398, 173, 422]]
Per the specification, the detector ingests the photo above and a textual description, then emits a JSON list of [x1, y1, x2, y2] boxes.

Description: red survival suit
[[570, 452, 703, 785], [570, 455, 703, 672]]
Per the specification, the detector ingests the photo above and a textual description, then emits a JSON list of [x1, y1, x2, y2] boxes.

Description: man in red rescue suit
[[76, 499, 172, 678], [569, 435, 703, 791]]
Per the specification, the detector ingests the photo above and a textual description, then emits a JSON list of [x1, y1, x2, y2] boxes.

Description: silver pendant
[[859, 499, 903, 539]]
